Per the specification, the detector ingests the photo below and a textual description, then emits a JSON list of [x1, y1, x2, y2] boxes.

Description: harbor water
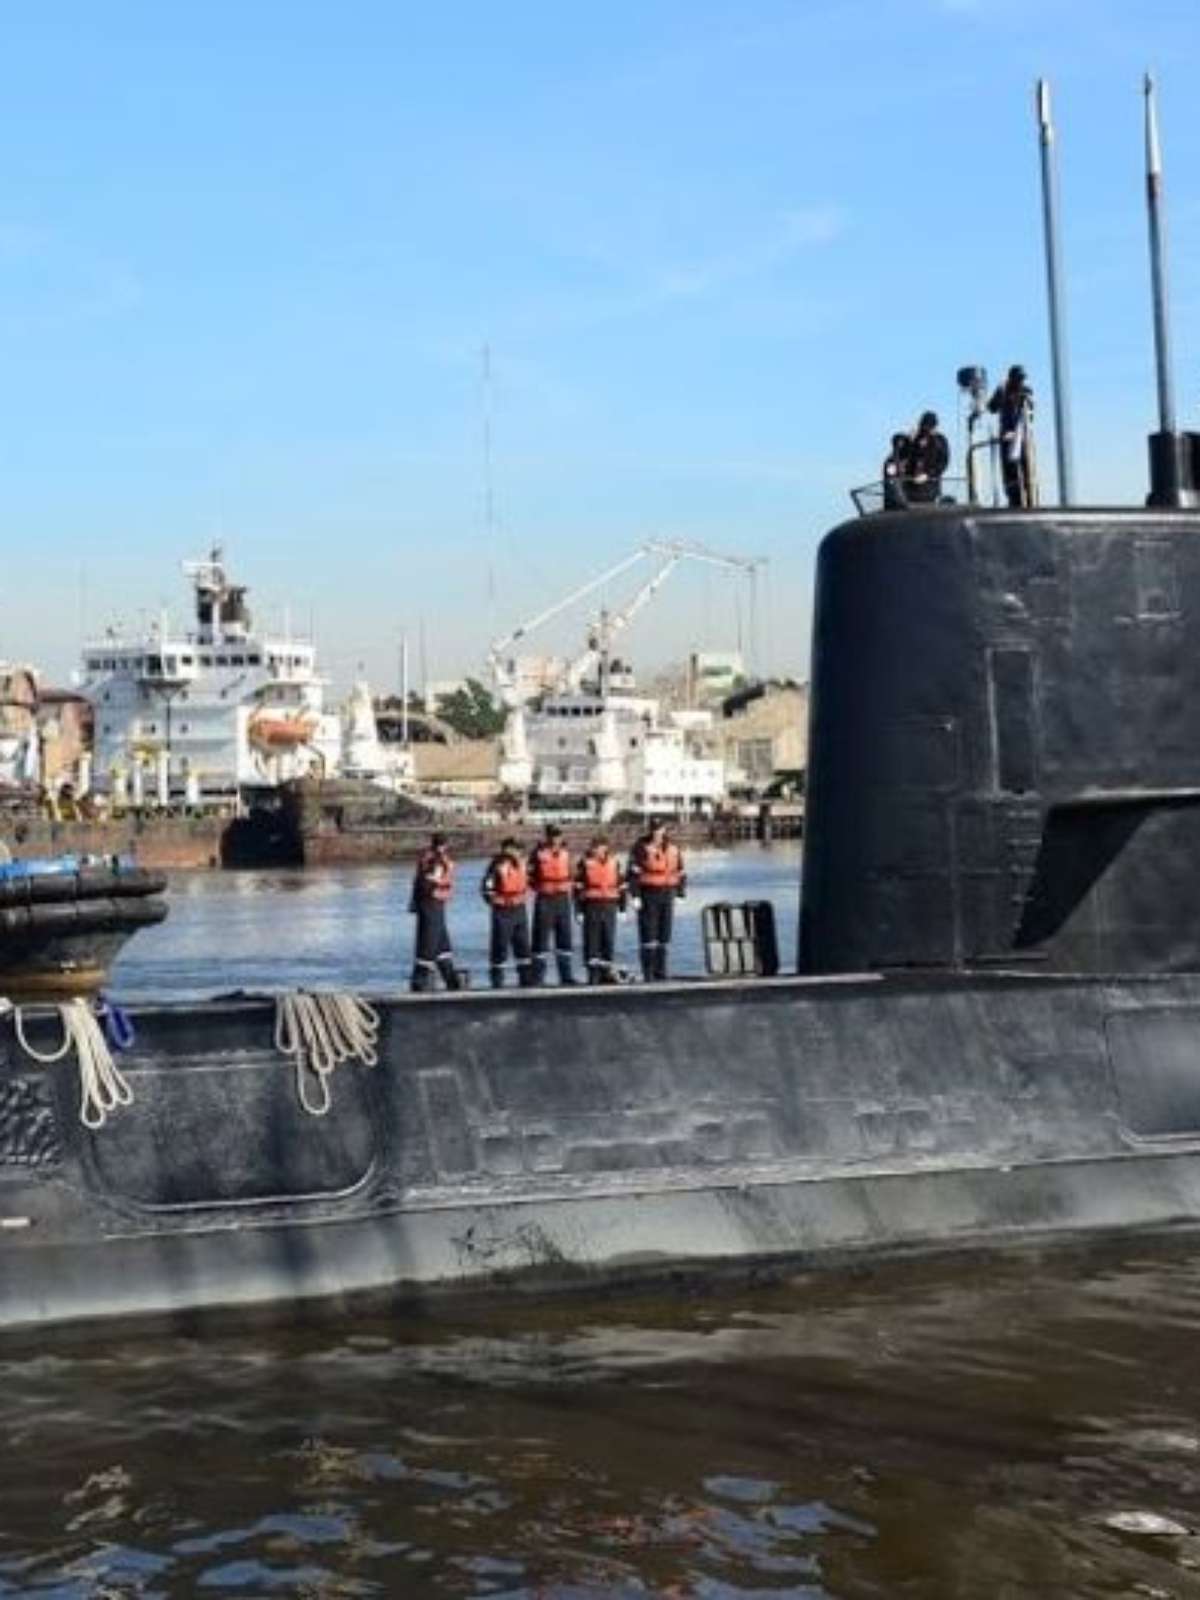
[[108, 845, 801, 1003], [7, 847, 1200, 1597]]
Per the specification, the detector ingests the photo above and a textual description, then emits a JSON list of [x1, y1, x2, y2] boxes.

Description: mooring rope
[[273, 992, 380, 1117], [3, 997, 134, 1130]]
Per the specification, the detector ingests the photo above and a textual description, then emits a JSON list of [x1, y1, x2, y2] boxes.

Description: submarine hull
[[5, 972, 1200, 1332]]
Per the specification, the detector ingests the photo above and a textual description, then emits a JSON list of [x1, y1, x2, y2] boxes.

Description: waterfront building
[[0, 665, 39, 794], [410, 740, 501, 810], [37, 691, 93, 799], [80, 548, 341, 809], [720, 682, 809, 792], [688, 649, 746, 704]]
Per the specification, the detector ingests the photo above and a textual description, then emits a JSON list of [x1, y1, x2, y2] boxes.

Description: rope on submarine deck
[[273, 992, 380, 1116], [0, 996, 133, 1130]]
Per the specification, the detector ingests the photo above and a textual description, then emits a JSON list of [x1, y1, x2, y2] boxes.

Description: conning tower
[[802, 75, 1200, 978], [800, 504, 1200, 974]]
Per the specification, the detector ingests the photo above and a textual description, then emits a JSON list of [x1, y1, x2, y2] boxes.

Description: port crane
[[486, 540, 765, 707]]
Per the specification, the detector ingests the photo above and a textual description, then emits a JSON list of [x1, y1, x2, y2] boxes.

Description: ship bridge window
[[216, 655, 230, 666], [248, 655, 261, 666], [231, 655, 245, 666], [165, 656, 178, 673], [181, 655, 193, 667], [200, 654, 212, 666]]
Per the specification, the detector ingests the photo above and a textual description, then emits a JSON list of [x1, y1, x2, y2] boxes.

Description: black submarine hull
[[4, 970, 1200, 1332]]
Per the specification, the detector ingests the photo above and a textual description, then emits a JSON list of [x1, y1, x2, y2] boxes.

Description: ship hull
[[3, 971, 1200, 1332], [0, 869, 168, 996]]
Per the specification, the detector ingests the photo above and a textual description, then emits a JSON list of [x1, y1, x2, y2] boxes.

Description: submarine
[[6, 81, 1200, 1334]]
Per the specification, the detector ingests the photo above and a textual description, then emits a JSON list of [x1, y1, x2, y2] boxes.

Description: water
[[11, 848, 1200, 1596], [6, 1244, 1200, 1596], [109, 845, 801, 1003]]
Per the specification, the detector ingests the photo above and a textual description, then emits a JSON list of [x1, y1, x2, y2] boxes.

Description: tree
[[434, 678, 506, 740]]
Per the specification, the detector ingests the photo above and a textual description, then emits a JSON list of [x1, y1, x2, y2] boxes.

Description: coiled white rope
[[5, 997, 133, 1130], [273, 992, 380, 1117]]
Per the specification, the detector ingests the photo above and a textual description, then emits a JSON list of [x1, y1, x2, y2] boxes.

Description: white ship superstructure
[[491, 541, 755, 821], [81, 548, 340, 807], [501, 661, 725, 821]]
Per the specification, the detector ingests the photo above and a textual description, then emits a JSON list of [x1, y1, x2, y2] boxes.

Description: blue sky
[[2, 0, 1199, 692]]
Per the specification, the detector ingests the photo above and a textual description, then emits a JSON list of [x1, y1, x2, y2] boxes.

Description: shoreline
[[1, 810, 801, 873]]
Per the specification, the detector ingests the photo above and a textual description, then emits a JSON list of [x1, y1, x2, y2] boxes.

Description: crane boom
[[487, 539, 768, 706], [562, 554, 681, 693], [487, 549, 647, 703], [643, 538, 764, 575]]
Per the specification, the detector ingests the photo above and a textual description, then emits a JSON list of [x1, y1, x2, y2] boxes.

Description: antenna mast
[[1035, 80, 1077, 505], [1145, 74, 1177, 437], [1143, 73, 1198, 507], [482, 342, 498, 609]]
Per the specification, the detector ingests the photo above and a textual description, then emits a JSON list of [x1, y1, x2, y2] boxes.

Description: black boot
[[490, 966, 505, 990], [557, 953, 577, 985], [440, 958, 463, 992]]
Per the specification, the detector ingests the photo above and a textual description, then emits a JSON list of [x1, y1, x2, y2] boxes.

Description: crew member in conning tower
[[528, 823, 577, 985], [906, 411, 950, 502], [628, 818, 687, 982], [574, 834, 626, 983], [409, 832, 461, 992], [988, 365, 1036, 507], [481, 837, 534, 988]]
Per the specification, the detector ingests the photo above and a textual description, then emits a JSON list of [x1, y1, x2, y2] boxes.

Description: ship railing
[[850, 475, 970, 516]]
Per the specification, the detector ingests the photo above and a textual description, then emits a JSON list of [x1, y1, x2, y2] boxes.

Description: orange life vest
[[580, 854, 620, 902], [419, 851, 454, 903], [490, 857, 528, 907], [637, 841, 682, 889], [534, 844, 572, 895]]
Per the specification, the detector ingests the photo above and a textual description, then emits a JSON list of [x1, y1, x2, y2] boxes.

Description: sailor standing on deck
[[574, 835, 626, 983], [481, 837, 535, 988], [528, 823, 577, 985], [628, 817, 687, 982], [409, 832, 461, 992]]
